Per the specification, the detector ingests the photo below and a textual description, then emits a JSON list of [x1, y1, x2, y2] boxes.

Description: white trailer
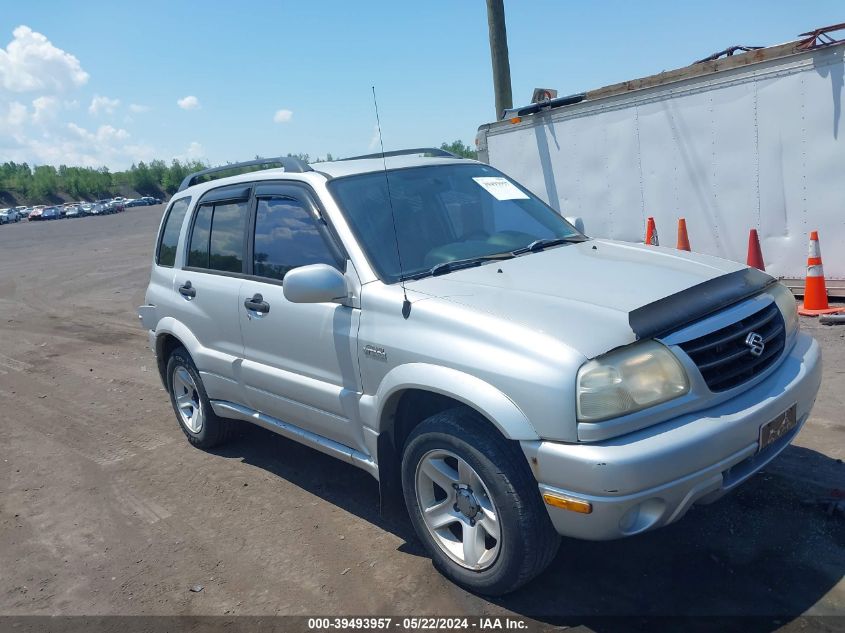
[[476, 30, 845, 294]]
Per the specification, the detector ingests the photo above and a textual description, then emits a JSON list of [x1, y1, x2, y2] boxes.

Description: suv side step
[[210, 400, 378, 479]]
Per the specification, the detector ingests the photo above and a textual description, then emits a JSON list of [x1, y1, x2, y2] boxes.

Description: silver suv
[[139, 149, 822, 595], [0, 208, 20, 224]]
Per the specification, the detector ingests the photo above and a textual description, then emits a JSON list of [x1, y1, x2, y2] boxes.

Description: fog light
[[542, 493, 592, 514], [618, 498, 665, 534]]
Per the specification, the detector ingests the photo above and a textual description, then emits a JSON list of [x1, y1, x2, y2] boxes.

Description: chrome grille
[[678, 302, 785, 392]]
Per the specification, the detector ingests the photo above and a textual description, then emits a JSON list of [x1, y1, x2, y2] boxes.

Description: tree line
[[0, 159, 207, 204], [0, 141, 477, 205]]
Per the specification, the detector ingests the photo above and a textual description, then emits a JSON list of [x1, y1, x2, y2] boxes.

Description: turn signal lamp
[[542, 493, 592, 514]]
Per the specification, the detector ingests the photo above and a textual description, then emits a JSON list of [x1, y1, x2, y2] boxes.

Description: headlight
[[770, 282, 799, 337], [576, 340, 689, 422]]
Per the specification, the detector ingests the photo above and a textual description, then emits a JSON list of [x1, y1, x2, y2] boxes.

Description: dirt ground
[[0, 208, 842, 630]]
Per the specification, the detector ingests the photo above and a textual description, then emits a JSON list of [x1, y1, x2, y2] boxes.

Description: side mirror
[[564, 216, 585, 234], [283, 264, 348, 304]]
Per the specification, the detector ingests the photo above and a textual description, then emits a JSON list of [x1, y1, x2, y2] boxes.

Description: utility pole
[[485, 0, 513, 119]]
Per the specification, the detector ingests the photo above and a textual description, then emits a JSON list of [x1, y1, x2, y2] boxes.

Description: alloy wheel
[[171, 366, 204, 433], [415, 449, 501, 570]]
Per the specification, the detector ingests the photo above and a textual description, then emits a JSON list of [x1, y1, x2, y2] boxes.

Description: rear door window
[[209, 201, 249, 272], [188, 200, 249, 273], [186, 198, 249, 272], [187, 204, 213, 268]]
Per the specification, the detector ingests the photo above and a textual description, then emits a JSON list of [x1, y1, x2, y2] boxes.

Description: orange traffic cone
[[676, 218, 691, 251], [747, 229, 765, 271], [645, 217, 659, 246], [798, 231, 844, 316]]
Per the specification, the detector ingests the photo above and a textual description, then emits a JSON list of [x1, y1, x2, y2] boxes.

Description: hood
[[407, 239, 768, 359]]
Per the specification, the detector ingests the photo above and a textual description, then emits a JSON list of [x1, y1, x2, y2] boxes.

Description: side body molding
[[361, 363, 540, 441]]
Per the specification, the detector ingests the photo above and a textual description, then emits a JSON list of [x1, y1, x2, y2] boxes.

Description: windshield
[[327, 163, 583, 282]]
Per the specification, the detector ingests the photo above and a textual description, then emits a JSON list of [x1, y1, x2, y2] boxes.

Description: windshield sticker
[[472, 177, 530, 201]]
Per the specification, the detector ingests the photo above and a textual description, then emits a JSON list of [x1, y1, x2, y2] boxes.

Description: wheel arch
[[373, 363, 538, 442], [370, 364, 538, 506], [152, 317, 203, 386]]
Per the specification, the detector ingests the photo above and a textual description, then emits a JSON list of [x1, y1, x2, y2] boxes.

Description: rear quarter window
[[156, 197, 191, 267]]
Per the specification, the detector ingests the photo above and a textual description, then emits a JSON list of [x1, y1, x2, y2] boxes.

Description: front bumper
[[522, 331, 822, 540]]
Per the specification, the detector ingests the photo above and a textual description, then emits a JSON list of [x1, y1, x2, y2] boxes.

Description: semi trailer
[[476, 25, 845, 294]]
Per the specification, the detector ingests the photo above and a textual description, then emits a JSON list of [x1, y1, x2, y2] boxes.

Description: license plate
[[758, 404, 797, 452]]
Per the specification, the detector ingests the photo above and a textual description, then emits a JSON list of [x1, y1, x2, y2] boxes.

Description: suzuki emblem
[[745, 332, 765, 357]]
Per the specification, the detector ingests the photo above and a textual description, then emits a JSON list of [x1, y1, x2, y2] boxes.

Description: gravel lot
[[0, 208, 842, 629]]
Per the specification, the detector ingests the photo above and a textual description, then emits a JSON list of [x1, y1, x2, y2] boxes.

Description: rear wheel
[[401, 408, 560, 595], [165, 347, 235, 449]]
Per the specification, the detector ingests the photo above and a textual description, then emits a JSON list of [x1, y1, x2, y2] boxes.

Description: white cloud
[[173, 141, 205, 163], [0, 97, 63, 141], [186, 141, 204, 158], [0, 101, 28, 145], [0, 108, 154, 169], [68, 122, 129, 143], [183, 141, 205, 160], [128, 103, 150, 114], [0, 25, 89, 93], [177, 95, 200, 110], [4, 101, 27, 127], [88, 94, 120, 116], [273, 109, 293, 123], [0, 28, 157, 169], [31, 95, 60, 124]]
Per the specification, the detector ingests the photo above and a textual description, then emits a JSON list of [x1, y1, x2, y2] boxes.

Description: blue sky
[[1, 1, 842, 169]]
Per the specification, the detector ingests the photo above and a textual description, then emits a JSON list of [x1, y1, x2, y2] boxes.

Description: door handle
[[178, 281, 196, 298], [244, 293, 270, 314]]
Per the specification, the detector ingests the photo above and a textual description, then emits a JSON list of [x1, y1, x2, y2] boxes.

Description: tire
[[401, 408, 560, 595], [165, 347, 235, 449]]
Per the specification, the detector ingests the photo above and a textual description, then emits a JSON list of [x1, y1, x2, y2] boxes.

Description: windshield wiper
[[401, 252, 515, 281], [431, 252, 515, 277], [512, 236, 586, 255], [399, 237, 584, 282]]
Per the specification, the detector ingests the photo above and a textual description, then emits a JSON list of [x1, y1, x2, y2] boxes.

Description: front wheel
[[401, 409, 560, 595]]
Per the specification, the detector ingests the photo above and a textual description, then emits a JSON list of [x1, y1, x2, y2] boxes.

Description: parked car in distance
[[17, 207, 32, 219], [141, 196, 162, 205], [139, 151, 821, 596], [125, 198, 146, 207], [40, 207, 61, 220], [28, 207, 45, 221], [0, 208, 20, 224], [64, 205, 85, 218]]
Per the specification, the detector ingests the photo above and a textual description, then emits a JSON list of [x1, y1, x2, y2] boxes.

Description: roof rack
[[178, 156, 312, 192], [338, 147, 460, 161]]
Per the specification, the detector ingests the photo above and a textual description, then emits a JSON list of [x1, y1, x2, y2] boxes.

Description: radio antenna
[[372, 86, 411, 319]]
